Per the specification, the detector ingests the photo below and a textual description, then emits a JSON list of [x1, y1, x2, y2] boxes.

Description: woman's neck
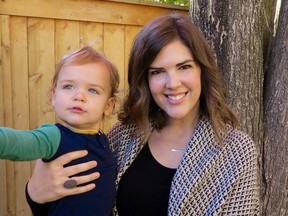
[[164, 113, 200, 135]]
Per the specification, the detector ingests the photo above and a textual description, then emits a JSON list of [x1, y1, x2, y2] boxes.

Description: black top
[[116, 143, 176, 216]]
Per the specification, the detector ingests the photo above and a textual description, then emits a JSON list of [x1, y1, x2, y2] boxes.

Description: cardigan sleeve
[[221, 135, 260, 215], [25, 183, 51, 216]]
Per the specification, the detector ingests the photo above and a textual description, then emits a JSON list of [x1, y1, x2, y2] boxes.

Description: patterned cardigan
[[107, 117, 260, 216]]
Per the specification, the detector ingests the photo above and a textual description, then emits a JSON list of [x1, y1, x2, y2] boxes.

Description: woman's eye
[[179, 64, 192, 70], [88, 88, 99, 94], [149, 69, 165, 75], [63, 85, 74, 90]]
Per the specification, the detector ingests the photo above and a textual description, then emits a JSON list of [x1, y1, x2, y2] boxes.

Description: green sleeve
[[0, 124, 61, 161]]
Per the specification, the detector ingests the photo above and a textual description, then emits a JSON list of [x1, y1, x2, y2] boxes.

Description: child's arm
[[0, 124, 60, 161]]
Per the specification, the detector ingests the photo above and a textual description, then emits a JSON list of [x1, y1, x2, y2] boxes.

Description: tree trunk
[[263, 0, 288, 214], [189, 1, 281, 215], [190, 0, 288, 214], [190, 0, 264, 145]]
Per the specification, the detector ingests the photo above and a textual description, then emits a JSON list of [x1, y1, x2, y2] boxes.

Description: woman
[[27, 13, 260, 215]]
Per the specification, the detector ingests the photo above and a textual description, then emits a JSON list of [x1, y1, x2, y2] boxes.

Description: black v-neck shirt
[[116, 143, 176, 216]]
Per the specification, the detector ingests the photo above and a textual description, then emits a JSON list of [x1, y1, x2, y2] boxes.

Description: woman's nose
[[165, 71, 181, 88]]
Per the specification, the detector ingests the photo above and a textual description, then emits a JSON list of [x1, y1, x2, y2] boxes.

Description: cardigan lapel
[[168, 118, 221, 215]]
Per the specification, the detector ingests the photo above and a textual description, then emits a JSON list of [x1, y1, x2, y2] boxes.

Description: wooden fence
[[0, 0, 188, 215]]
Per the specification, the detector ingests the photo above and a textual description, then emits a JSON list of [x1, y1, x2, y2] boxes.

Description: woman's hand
[[27, 150, 100, 203]]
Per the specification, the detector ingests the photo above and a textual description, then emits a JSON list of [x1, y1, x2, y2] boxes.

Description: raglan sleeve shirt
[[0, 124, 60, 161]]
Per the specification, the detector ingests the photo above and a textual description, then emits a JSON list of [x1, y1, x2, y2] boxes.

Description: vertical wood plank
[[124, 25, 142, 89], [55, 20, 80, 61], [103, 24, 125, 88], [1, 16, 13, 127], [80, 22, 103, 51], [0, 18, 4, 125], [28, 18, 56, 129], [0, 161, 7, 215], [0, 15, 10, 216], [102, 23, 125, 131], [10, 16, 31, 216], [1, 15, 16, 216]]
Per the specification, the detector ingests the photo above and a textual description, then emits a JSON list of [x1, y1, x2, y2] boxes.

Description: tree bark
[[190, 0, 264, 145], [190, 0, 288, 214], [189, 1, 271, 215], [263, 0, 288, 214]]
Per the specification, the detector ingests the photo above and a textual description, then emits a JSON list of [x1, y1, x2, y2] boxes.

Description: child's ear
[[104, 97, 115, 116], [51, 91, 56, 107]]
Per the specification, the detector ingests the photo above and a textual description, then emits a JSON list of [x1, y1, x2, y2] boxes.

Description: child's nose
[[73, 91, 86, 102]]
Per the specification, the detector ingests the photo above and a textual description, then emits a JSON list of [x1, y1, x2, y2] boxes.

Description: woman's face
[[148, 39, 201, 122]]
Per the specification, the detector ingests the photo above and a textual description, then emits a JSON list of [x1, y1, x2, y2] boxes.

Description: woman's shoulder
[[107, 122, 138, 137], [224, 126, 259, 161], [107, 122, 146, 154], [225, 127, 255, 145], [107, 122, 142, 146]]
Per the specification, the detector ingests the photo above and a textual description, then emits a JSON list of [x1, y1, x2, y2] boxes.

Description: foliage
[[144, 0, 190, 7]]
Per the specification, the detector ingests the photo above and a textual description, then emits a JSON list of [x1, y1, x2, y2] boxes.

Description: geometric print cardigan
[[107, 117, 260, 216]]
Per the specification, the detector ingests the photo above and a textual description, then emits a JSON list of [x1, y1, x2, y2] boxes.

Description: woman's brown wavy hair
[[118, 13, 238, 141]]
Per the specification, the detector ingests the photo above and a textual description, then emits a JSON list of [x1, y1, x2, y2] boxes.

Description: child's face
[[52, 62, 114, 131]]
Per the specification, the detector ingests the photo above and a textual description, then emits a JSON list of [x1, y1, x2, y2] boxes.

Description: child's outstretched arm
[[0, 124, 60, 161]]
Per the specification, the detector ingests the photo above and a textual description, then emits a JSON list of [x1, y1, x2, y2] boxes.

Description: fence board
[[0, 15, 11, 216], [0, 162, 7, 215], [28, 18, 56, 129], [55, 20, 80, 59], [0, 0, 187, 25], [0, 19, 3, 127], [124, 25, 142, 85], [10, 16, 31, 215], [1, 16, 13, 127], [103, 23, 125, 131], [80, 22, 104, 51], [104, 24, 125, 88]]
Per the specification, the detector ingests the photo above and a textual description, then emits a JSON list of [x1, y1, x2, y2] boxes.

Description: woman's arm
[[27, 150, 100, 204], [221, 134, 260, 215]]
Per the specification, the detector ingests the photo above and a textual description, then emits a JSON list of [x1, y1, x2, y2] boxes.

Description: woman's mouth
[[165, 92, 187, 101]]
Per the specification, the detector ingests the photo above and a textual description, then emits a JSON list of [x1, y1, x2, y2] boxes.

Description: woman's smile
[[165, 92, 187, 103]]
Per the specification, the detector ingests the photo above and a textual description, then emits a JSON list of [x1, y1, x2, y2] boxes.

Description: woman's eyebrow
[[176, 59, 194, 67], [148, 59, 195, 70], [148, 66, 163, 70]]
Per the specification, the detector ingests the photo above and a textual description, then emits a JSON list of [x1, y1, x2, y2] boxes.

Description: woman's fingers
[[52, 150, 88, 166], [69, 172, 100, 187], [49, 150, 98, 177], [61, 172, 100, 195], [61, 160, 98, 178], [27, 151, 100, 204]]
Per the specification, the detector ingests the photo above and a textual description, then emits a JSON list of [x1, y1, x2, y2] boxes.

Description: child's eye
[[88, 88, 99, 94], [63, 85, 74, 90]]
